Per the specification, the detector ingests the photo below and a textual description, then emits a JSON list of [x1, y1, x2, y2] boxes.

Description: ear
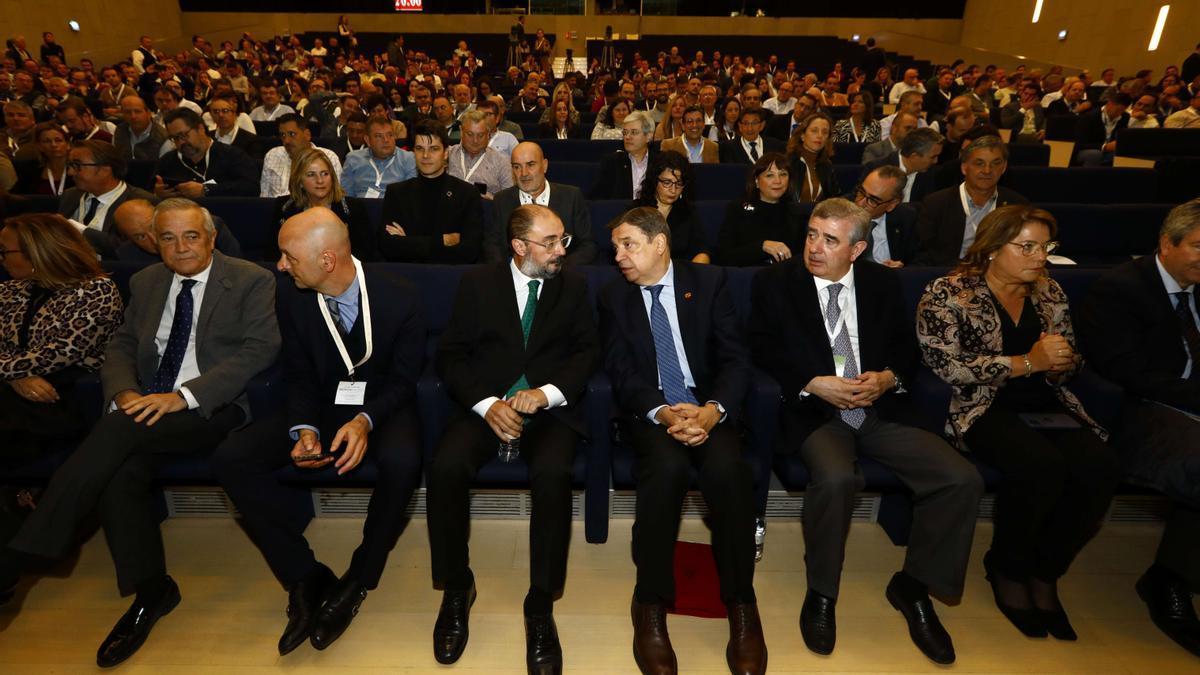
[[849, 239, 868, 262]]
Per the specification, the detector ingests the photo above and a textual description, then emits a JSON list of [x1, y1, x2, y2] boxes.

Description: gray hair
[[899, 127, 945, 157], [810, 197, 872, 245], [153, 197, 216, 235], [1161, 198, 1200, 247], [961, 134, 1010, 162], [459, 109, 488, 128], [623, 110, 655, 135]]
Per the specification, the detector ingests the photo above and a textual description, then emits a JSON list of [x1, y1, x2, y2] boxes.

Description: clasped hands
[[805, 370, 895, 410], [113, 389, 188, 426], [290, 415, 372, 475], [385, 222, 461, 247], [485, 388, 549, 441], [656, 402, 721, 447]]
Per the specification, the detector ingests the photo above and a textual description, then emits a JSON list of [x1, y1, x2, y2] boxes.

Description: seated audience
[[889, 68, 926, 104], [878, 90, 928, 142], [1045, 79, 1092, 117], [653, 96, 687, 140], [1073, 93, 1130, 167], [719, 109, 784, 165], [1127, 94, 1161, 129], [13, 122, 73, 196], [764, 93, 816, 142], [590, 111, 657, 200], [917, 205, 1118, 642], [787, 111, 840, 203], [1079, 199, 1200, 658], [273, 148, 376, 261], [249, 81, 296, 122], [591, 97, 632, 140], [862, 127, 944, 204], [853, 165, 919, 267], [154, 108, 259, 198], [1, 101, 41, 162], [813, 73, 848, 107], [862, 111, 919, 166], [487, 141, 595, 265], [661, 105, 719, 164], [59, 99, 113, 143], [628, 151, 710, 262], [113, 95, 168, 162], [261, 113, 341, 198], [832, 91, 881, 143], [447, 110, 513, 199], [1001, 82, 1047, 143], [208, 92, 260, 158], [59, 139, 156, 258], [340, 114, 416, 199], [1164, 89, 1200, 128], [924, 69, 958, 122], [709, 97, 742, 143], [762, 80, 796, 116], [537, 99, 582, 139], [379, 121, 482, 264], [112, 197, 243, 261], [715, 152, 802, 266], [916, 135, 1027, 265], [935, 107, 977, 167]]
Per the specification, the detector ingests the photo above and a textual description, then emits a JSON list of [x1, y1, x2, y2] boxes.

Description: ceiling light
[[1149, 5, 1170, 51], [1032, 0, 1043, 23]]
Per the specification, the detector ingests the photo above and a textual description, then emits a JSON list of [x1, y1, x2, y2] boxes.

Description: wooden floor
[[0, 517, 1195, 673]]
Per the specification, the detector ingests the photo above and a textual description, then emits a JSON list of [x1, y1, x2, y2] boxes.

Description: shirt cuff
[[472, 396, 501, 419], [647, 404, 667, 424], [539, 384, 566, 409], [289, 424, 320, 441], [179, 386, 200, 410], [357, 412, 374, 430]]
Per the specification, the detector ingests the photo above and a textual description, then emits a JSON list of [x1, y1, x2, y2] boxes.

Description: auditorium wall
[[1, 0, 185, 69]]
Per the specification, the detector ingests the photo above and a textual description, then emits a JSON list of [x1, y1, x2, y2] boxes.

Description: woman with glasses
[[270, 147, 377, 261], [591, 97, 631, 140], [715, 152, 802, 266], [916, 205, 1119, 643], [0, 213, 122, 512], [13, 123, 73, 196], [629, 152, 709, 263]]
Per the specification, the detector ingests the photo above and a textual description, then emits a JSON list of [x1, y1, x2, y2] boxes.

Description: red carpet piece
[[669, 540, 726, 618]]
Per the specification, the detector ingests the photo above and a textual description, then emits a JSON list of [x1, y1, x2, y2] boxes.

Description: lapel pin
[[684, 291, 693, 300]]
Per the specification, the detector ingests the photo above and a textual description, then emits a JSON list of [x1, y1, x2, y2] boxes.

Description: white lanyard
[[959, 182, 993, 219], [264, 105, 280, 121], [802, 157, 821, 201], [557, 128, 567, 139], [84, 126, 100, 141], [371, 154, 397, 187], [47, 167, 67, 196], [316, 258, 373, 379], [178, 143, 212, 182], [458, 149, 486, 182], [819, 283, 849, 343], [849, 119, 862, 143]]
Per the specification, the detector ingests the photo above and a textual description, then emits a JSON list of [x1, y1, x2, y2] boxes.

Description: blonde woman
[[270, 147, 377, 261]]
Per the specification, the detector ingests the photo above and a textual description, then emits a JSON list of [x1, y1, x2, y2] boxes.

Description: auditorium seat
[[540, 139, 622, 163], [202, 197, 280, 261], [1116, 127, 1200, 159], [546, 161, 599, 192], [1005, 142, 1051, 167], [1000, 167, 1159, 203], [833, 142, 866, 165]]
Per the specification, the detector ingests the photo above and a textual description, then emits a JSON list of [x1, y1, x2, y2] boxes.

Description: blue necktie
[[825, 283, 866, 429], [150, 279, 197, 394], [648, 285, 698, 406]]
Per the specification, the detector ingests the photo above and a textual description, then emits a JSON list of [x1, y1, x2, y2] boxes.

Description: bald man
[[113, 198, 243, 261], [212, 208, 426, 655], [486, 141, 595, 265]]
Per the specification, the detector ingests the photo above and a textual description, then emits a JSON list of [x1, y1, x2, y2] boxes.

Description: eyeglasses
[[621, 128, 644, 137], [855, 185, 894, 209], [520, 234, 573, 250], [657, 178, 685, 190], [167, 130, 193, 144], [66, 160, 102, 171], [1007, 240, 1060, 256]]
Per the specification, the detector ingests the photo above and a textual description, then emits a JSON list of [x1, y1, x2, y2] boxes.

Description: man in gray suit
[[861, 111, 920, 166], [486, 141, 595, 265], [0, 198, 280, 668], [57, 139, 156, 259]]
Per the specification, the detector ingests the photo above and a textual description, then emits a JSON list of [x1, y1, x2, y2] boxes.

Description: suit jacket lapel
[[624, 282, 654, 363], [497, 264, 525, 350], [853, 266, 879, 368], [789, 263, 834, 368], [673, 264, 700, 371], [195, 252, 229, 346], [526, 272, 561, 351]]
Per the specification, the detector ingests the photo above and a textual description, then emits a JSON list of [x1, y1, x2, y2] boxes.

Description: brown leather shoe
[[631, 596, 677, 675], [726, 602, 768, 675]]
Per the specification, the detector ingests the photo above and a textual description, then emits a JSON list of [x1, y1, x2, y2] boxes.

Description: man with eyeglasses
[[915, 135, 1028, 266], [718, 108, 784, 165], [765, 92, 816, 142], [661, 105, 719, 164], [487, 141, 594, 266], [206, 92, 260, 157], [852, 165, 919, 268], [57, 139, 156, 259], [340, 114, 416, 199], [155, 108, 259, 199], [590, 111, 658, 200], [113, 94, 168, 162], [428, 203, 599, 673], [260, 113, 341, 198], [447, 111, 512, 199]]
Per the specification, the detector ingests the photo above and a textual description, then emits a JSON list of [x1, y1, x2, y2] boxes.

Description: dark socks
[[524, 587, 553, 616], [135, 574, 171, 604]]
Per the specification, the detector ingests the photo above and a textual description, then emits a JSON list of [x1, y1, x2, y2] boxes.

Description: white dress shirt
[[638, 262, 699, 422], [154, 260, 214, 409], [1156, 254, 1197, 378], [470, 260, 567, 418], [630, 150, 649, 199], [518, 181, 551, 206], [813, 266, 861, 378], [898, 155, 917, 203], [740, 137, 764, 163], [75, 181, 128, 232]]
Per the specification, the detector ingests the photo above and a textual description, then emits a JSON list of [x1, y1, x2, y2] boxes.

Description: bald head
[[114, 199, 159, 255], [277, 207, 355, 294], [511, 141, 549, 196]]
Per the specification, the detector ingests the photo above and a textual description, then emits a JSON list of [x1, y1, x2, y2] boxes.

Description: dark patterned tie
[[506, 279, 540, 397], [825, 283, 866, 428], [1173, 292, 1200, 380], [325, 296, 346, 335], [82, 196, 99, 226], [648, 285, 698, 406], [748, 140, 760, 162], [150, 279, 197, 394]]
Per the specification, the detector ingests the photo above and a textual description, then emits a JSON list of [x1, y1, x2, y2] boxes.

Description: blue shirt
[[340, 148, 416, 198], [639, 262, 697, 422]]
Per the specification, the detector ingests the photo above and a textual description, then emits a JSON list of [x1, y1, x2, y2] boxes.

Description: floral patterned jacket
[[915, 272, 1107, 445]]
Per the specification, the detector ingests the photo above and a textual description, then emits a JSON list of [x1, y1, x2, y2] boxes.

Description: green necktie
[[506, 279, 540, 397]]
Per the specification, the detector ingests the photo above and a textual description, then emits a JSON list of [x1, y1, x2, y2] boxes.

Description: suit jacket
[[1000, 102, 1046, 136], [379, 174, 483, 264], [112, 122, 168, 162], [1079, 254, 1200, 415], [154, 140, 260, 197], [862, 152, 937, 204], [718, 137, 786, 165], [1074, 109, 1129, 150], [764, 113, 802, 142], [279, 266, 425, 435], [589, 149, 658, 200], [436, 263, 599, 434], [219, 127, 261, 159], [599, 262, 750, 422], [924, 88, 956, 121], [58, 184, 157, 260], [914, 185, 1029, 266], [660, 136, 719, 163], [748, 258, 918, 445], [486, 182, 596, 265], [100, 251, 281, 420], [866, 202, 920, 265], [860, 138, 896, 166]]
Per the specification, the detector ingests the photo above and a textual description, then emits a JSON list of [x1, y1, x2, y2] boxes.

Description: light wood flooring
[[0, 517, 1196, 673]]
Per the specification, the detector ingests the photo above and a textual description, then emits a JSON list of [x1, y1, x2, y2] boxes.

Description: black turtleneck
[[417, 171, 450, 221]]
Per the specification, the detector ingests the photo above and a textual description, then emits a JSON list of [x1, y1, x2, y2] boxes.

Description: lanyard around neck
[[316, 257, 373, 379]]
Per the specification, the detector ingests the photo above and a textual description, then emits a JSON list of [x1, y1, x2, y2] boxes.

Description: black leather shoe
[[96, 577, 181, 668], [1137, 567, 1200, 657], [279, 563, 336, 655], [310, 574, 368, 650], [433, 584, 477, 664], [799, 589, 836, 655], [886, 573, 956, 665], [983, 553, 1047, 638], [525, 612, 563, 674]]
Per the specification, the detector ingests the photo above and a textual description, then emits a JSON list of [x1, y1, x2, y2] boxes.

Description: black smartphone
[[475, 182, 488, 195]]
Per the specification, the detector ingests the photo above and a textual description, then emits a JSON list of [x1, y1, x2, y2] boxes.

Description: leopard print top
[[0, 276, 123, 380]]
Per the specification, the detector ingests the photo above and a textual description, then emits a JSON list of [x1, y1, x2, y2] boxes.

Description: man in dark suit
[[428, 204, 599, 673], [212, 207, 425, 655], [58, 139, 157, 259], [718, 108, 784, 165], [860, 127, 943, 205], [487, 141, 595, 265], [851, 165, 919, 267], [1074, 93, 1130, 166], [113, 197, 242, 261], [749, 198, 982, 664], [589, 110, 657, 200], [600, 207, 765, 675], [154, 108, 259, 197], [1078, 199, 1200, 657], [923, 69, 958, 124], [764, 93, 816, 143], [915, 135, 1028, 266], [0, 198, 280, 667], [208, 92, 261, 159], [379, 120, 482, 263], [861, 111, 920, 166]]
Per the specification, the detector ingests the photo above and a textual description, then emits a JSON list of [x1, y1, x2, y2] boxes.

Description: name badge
[[364, 186, 382, 199], [833, 355, 847, 378], [335, 381, 367, 406]]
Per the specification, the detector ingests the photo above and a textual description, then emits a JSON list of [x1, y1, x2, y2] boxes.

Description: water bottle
[[497, 434, 521, 463], [754, 517, 766, 562]]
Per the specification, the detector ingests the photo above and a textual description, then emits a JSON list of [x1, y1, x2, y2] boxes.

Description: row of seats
[[4, 261, 1131, 546]]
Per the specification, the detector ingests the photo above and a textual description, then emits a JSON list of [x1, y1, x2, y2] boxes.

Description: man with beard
[[427, 204, 599, 674], [487, 141, 594, 265]]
